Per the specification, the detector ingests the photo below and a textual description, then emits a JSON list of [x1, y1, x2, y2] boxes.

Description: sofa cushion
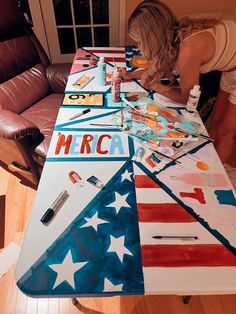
[[0, 63, 50, 114], [21, 93, 64, 159], [0, 35, 41, 83]]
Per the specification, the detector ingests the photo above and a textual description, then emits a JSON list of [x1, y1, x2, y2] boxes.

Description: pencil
[[152, 235, 198, 240]]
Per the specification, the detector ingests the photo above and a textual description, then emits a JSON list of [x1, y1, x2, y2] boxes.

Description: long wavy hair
[[128, 0, 218, 81]]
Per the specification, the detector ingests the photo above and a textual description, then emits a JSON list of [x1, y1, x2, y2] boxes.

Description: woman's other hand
[[141, 71, 155, 90]]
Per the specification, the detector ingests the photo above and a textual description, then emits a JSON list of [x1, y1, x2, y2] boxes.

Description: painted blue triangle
[[17, 160, 144, 297]]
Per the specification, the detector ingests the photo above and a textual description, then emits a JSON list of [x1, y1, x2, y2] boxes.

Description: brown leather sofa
[[0, 0, 71, 187]]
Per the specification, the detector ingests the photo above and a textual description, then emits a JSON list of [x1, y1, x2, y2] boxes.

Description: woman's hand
[[117, 68, 146, 81], [117, 68, 133, 81]]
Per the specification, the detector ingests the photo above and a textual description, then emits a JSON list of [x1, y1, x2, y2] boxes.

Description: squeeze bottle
[[97, 57, 106, 86], [111, 68, 121, 102], [185, 85, 201, 116]]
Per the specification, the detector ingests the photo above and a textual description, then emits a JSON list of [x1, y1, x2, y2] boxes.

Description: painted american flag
[[16, 47, 236, 297], [133, 164, 236, 294], [17, 160, 236, 296]]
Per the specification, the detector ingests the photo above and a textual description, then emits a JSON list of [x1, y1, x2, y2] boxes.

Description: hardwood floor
[[1, 166, 236, 314]]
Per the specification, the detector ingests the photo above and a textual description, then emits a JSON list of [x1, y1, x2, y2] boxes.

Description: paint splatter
[[196, 161, 209, 170]]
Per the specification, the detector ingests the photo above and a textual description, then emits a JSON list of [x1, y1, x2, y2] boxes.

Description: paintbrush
[[121, 97, 140, 113], [120, 100, 124, 127], [89, 123, 120, 127], [175, 127, 214, 141], [125, 131, 183, 166], [112, 57, 117, 70]]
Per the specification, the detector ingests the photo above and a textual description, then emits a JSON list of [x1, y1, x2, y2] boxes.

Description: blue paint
[[17, 161, 144, 296], [214, 190, 236, 206], [91, 134, 99, 153], [157, 116, 168, 124], [180, 121, 195, 132], [70, 135, 82, 154], [109, 135, 125, 155]]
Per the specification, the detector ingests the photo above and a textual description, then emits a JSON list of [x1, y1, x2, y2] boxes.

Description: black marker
[[69, 108, 91, 120], [40, 190, 69, 224]]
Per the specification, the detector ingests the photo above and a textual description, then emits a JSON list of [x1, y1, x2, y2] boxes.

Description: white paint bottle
[[185, 85, 201, 117]]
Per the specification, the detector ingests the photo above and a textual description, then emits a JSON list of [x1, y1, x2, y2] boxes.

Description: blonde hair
[[128, 0, 218, 81]]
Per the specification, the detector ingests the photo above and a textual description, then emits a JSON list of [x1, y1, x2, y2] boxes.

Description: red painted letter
[[97, 134, 112, 154], [55, 133, 72, 155], [80, 134, 94, 154]]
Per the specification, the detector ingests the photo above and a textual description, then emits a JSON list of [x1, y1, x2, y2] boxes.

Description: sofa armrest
[[46, 63, 71, 93], [0, 109, 41, 141]]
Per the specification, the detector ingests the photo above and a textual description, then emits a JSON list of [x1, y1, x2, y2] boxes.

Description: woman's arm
[[141, 42, 202, 104], [117, 68, 146, 81]]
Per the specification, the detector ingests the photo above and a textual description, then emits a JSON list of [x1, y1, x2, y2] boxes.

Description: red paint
[[97, 134, 112, 154], [55, 133, 72, 155], [145, 156, 156, 168], [69, 171, 82, 184], [131, 113, 146, 123], [137, 203, 196, 223], [80, 134, 94, 154], [135, 175, 160, 188], [180, 188, 206, 204], [104, 57, 126, 62], [142, 244, 236, 267]]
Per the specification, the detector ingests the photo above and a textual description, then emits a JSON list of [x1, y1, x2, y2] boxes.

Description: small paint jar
[[69, 171, 85, 188]]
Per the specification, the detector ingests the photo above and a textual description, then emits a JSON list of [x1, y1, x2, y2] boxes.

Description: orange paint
[[147, 104, 159, 112], [196, 161, 209, 170]]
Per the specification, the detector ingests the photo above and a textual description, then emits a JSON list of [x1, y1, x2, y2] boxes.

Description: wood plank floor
[[1, 165, 236, 314]]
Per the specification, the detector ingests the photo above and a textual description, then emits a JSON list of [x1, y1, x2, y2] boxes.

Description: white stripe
[[136, 188, 175, 204], [84, 47, 125, 51], [139, 222, 220, 245], [114, 62, 126, 68], [89, 53, 125, 59], [133, 164, 147, 175], [143, 267, 236, 294]]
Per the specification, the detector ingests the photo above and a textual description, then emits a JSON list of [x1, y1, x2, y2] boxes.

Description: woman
[[119, 0, 236, 163]]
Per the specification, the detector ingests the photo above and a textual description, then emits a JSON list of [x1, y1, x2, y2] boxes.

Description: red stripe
[[137, 203, 196, 222], [104, 57, 126, 62], [142, 244, 236, 267], [135, 175, 160, 188], [87, 49, 125, 54]]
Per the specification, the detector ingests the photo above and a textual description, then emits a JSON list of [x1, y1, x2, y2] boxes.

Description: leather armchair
[[0, 0, 71, 187]]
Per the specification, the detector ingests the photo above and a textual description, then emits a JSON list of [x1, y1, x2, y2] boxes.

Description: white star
[[103, 277, 123, 292], [48, 250, 87, 290], [107, 235, 133, 262], [106, 192, 131, 214], [81, 212, 109, 231], [121, 170, 133, 183]]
